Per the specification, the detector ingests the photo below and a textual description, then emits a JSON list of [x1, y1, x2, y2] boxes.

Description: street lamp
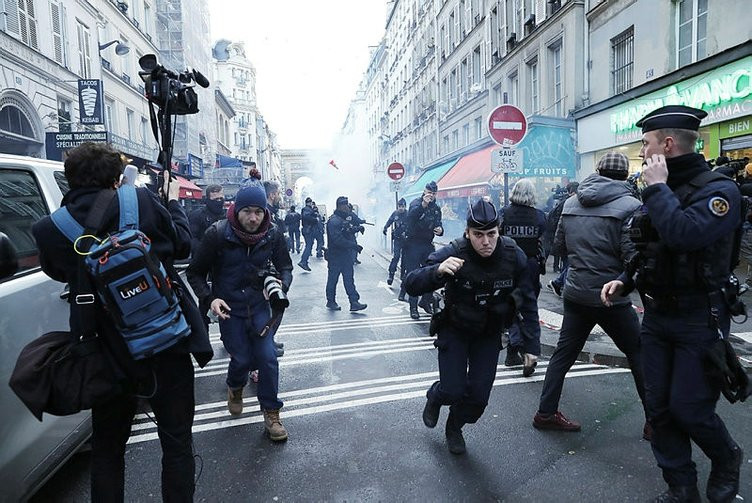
[[98, 40, 130, 56]]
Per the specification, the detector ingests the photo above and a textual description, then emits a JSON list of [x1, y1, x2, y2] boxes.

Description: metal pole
[[503, 173, 509, 208]]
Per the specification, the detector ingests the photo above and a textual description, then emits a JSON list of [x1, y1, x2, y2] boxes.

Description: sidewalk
[[371, 245, 752, 369]]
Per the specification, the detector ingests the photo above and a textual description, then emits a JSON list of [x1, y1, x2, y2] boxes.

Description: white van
[[0, 154, 92, 502]]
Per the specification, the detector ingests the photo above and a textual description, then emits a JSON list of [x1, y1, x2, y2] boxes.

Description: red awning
[[175, 175, 202, 200], [436, 146, 496, 199]]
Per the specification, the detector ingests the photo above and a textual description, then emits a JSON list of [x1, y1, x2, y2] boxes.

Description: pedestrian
[[31, 142, 213, 501], [187, 183, 292, 442], [285, 205, 302, 254], [383, 198, 408, 288], [299, 197, 317, 271], [546, 182, 578, 297], [499, 178, 546, 375], [325, 196, 368, 312], [602, 105, 744, 503], [403, 181, 444, 319], [313, 201, 326, 258], [405, 199, 539, 454], [188, 184, 225, 330], [533, 151, 648, 439]]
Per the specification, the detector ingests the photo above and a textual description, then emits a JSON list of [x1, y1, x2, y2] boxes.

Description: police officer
[[284, 205, 302, 254], [405, 199, 538, 454], [404, 181, 444, 319], [299, 197, 317, 271], [499, 178, 546, 374], [602, 105, 744, 503], [383, 198, 408, 286], [325, 196, 367, 312], [313, 201, 326, 258]]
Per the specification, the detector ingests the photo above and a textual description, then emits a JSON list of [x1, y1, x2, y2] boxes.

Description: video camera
[[138, 54, 208, 115]]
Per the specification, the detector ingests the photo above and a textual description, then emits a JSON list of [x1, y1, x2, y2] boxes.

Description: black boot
[[707, 445, 743, 503], [398, 287, 407, 302], [652, 486, 701, 502], [445, 412, 466, 455], [504, 346, 523, 367], [418, 296, 434, 314], [422, 392, 441, 428], [410, 306, 420, 320], [387, 272, 394, 285]]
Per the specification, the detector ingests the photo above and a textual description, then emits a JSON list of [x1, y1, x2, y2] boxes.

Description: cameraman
[[32, 142, 212, 501], [325, 196, 367, 311], [187, 184, 292, 441]]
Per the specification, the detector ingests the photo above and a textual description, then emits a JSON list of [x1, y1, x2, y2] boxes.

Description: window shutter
[[453, 6, 459, 48], [535, 0, 545, 22], [465, 0, 471, 34], [3, 0, 20, 36], [50, 0, 62, 63], [26, 0, 36, 48]]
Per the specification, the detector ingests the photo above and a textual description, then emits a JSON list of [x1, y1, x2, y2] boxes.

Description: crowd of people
[[29, 104, 748, 502]]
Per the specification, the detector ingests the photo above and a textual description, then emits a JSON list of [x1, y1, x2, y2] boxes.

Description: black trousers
[[428, 326, 502, 425], [90, 352, 195, 502], [403, 240, 435, 309], [388, 238, 406, 278], [288, 229, 300, 252], [538, 300, 646, 416], [326, 255, 360, 304]]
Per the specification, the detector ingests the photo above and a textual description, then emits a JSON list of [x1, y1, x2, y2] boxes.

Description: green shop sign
[[610, 56, 752, 134]]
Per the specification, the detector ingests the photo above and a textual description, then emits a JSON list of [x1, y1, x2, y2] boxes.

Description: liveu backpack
[[50, 184, 190, 360]]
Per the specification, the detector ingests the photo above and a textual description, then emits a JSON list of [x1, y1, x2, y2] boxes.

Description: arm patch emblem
[[708, 196, 729, 217]]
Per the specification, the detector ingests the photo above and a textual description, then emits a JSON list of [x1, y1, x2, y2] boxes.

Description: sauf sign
[[78, 79, 105, 125]]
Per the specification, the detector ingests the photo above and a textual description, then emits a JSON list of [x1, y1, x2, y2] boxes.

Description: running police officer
[[383, 198, 408, 287], [602, 105, 744, 503], [404, 181, 443, 319], [325, 196, 367, 312], [405, 199, 539, 454], [499, 178, 546, 374]]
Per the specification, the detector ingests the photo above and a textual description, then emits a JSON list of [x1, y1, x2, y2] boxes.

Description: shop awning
[[175, 175, 202, 200], [216, 154, 243, 168], [435, 146, 496, 199], [400, 158, 459, 201]]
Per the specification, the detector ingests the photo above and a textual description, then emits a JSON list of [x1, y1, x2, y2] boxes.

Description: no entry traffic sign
[[487, 105, 527, 146], [387, 162, 405, 181]]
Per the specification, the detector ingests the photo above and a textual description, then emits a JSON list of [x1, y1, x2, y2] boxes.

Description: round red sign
[[487, 105, 527, 146], [387, 162, 405, 181]]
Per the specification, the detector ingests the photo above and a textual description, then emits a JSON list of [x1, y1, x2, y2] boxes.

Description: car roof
[[0, 154, 63, 171]]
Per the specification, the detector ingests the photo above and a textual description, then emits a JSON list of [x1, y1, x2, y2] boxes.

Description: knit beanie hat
[[234, 184, 267, 214]]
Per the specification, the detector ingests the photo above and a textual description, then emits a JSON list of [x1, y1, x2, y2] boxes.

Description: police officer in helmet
[[405, 199, 539, 454], [602, 105, 744, 503]]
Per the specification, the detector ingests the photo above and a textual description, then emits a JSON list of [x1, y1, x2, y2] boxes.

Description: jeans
[[91, 352, 195, 503], [428, 326, 502, 425], [326, 256, 360, 304], [552, 262, 569, 289], [218, 309, 282, 410], [300, 232, 314, 265], [538, 300, 646, 417], [641, 305, 736, 487]]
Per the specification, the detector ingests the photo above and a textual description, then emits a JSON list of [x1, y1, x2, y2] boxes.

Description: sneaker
[[546, 280, 562, 297], [523, 353, 538, 377], [326, 301, 341, 311], [652, 486, 701, 503], [298, 261, 311, 272], [532, 411, 581, 432], [350, 301, 367, 312], [707, 445, 743, 503], [227, 386, 243, 416], [504, 346, 523, 367], [445, 413, 466, 455], [418, 297, 434, 314], [250, 370, 259, 383], [263, 409, 288, 442], [422, 395, 441, 428]]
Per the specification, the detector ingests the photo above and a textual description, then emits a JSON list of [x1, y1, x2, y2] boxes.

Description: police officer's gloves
[[703, 338, 751, 404], [358, 226, 365, 234], [383, 229, 387, 236], [356, 245, 363, 254]]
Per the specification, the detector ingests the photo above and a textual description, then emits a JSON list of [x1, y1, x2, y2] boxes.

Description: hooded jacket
[[554, 173, 640, 307]]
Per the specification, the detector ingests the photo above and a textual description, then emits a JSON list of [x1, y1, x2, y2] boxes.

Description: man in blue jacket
[[187, 184, 292, 442], [383, 198, 408, 287], [325, 196, 367, 311]]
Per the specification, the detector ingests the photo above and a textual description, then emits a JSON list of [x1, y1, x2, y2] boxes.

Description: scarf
[[665, 153, 711, 190], [226, 203, 271, 246]]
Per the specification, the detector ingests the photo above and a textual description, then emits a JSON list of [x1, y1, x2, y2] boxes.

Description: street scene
[[1, 0, 752, 502]]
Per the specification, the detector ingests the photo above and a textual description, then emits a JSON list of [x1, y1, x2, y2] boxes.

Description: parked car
[[0, 154, 92, 502]]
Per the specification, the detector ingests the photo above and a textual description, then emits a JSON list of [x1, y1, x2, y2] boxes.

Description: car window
[[0, 169, 49, 274], [53, 171, 70, 196]]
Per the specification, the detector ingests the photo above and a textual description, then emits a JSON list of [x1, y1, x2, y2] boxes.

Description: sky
[[208, 0, 388, 150]]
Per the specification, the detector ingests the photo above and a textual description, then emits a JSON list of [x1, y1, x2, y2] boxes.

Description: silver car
[[0, 154, 92, 502]]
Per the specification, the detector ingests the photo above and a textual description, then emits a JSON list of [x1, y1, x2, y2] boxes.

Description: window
[[104, 98, 115, 131], [76, 20, 91, 78], [460, 58, 468, 101], [143, 2, 152, 37], [611, 27, 634, 95], [508, 72, 519, 104], [17, 0, 38, 48], [452, 130, 459, 150], [463, 124, 470, 145], [550, 43, 563, 116], [677, 0, 707, 67], [0, 169, 48, 273], [528, 58, 539, 113], [57, 96, 72, 133], [126, 108, 135, 139], [472, 46, 481, 86], [443, 135, 449, 153], [50, 0, 67, 65], [475, 117, 483, 139], [493, 83, 502, 105], [140, 116, 149, 143], [120, 35, 131, 80]]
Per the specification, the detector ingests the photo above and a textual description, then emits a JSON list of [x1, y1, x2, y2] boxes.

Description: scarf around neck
[[226, 202, 271, 246]]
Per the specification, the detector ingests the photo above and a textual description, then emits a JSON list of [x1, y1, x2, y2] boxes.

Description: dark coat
[[406, 197, 443, 243], [326, 209, 361, 260], [188, 205, 224, 252]]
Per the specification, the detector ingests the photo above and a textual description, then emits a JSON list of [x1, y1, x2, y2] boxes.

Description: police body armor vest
[[443, 236, 519, 335], [631, 171, 735, 295], [502, 205, 539, 258]]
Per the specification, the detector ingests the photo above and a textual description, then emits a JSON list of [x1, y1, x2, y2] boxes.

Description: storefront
[[576, 46, 752, 174]]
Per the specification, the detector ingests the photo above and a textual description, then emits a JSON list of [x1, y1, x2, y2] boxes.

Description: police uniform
[[403, 181, 444, 319], [405, 200, 539, 454], [383, 198, 408, 285], [325, 196, 367, 312], [626, 106, 743, 502]]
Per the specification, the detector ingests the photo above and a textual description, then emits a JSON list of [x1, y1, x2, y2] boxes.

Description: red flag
[[329, 159, 339, 170]]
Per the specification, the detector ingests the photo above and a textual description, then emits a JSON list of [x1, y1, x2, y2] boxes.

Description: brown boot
[[263, 409, 288, 442], [227, 387, 243, 416]]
